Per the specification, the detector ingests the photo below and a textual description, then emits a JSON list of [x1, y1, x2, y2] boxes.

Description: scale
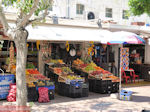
[[69, 49, 76, 57]]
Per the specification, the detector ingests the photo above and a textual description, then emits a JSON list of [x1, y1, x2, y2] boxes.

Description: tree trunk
[[14, 29, 28, 106]]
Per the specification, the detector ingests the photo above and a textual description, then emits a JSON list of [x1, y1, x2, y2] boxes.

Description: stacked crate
[[58, 82, 89, 98], [89, 79, 119, 94], [0, 74, 15, 99]]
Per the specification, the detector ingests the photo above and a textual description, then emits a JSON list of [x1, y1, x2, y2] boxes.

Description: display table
[[44, 62, 89, 98]]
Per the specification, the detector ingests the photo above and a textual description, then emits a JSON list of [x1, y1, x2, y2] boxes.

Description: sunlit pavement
[[30, 85, 150, 112], [0, 85, 150, 112]]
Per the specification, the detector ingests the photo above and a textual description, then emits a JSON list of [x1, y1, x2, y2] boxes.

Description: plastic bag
[[7, 83, 16, 102], [38, 87, 50, 103]]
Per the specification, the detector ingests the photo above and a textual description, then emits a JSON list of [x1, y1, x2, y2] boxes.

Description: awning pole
[[119, 44, 123, 98]]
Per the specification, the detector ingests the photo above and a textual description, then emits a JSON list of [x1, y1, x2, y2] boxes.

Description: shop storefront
[[0, 24, 121, 102], [0, 23, 148, 102]]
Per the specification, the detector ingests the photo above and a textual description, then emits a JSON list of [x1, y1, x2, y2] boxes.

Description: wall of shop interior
[[145, 43, 150, 64]]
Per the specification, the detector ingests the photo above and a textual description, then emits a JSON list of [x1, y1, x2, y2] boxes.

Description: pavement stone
[[0, 85, 150, 112]]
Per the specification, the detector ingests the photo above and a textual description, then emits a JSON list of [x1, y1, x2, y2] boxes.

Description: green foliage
[[26, 63, 35, 69], [2, 0, 52, 16], [129, 0, 150, 16]]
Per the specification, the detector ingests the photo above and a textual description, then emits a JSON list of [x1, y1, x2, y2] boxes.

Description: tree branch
[[17, 0, 39, 28], [26, 8, 48, 26], [0, 0, 14, 39], [0, 0, 9, 32]]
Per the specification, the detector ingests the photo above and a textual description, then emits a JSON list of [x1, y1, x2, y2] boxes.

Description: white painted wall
[[47, 0, 150, 25], [3, 0, 150, 25]]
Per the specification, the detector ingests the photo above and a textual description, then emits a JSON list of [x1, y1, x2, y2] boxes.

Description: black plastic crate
[[58, 82, 82, 98], [82, 88, 89, 97], [89, 79, 112, 94], [111, 82, 119, 93], [81, 83, 89, 97], [48, 90, 55, 100], [88, 79, 94, 92], [27, 87, 38, 102], [99, 87, 107, 94]]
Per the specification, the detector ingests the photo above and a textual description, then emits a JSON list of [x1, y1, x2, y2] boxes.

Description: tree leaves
[[34, 0, 52, 16], [129, 0, 150, 16], [2, 0, 52, 16]]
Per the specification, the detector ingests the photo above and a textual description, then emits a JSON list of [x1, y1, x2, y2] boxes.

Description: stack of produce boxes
[[26, 69, 55, 101], [72, 59, 120, 94], [45, 59, 89, 98], [9, 62, 55, 102]]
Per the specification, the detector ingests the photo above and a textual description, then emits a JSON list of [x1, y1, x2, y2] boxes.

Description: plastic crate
[[36, 85, 55, 91], [58, 82, 82, 98], [89, 79, 112, 94], [48, 90, 55, 100], [0, 85, 10, 90], [27, 87, 38, 102], [0, 85, 10, 99], [81, 83, 89, 97], [0, 92, 9, 99], [120, 90, 132, 101], [0, 74, 15, 85], [111, 82, 119, 93]]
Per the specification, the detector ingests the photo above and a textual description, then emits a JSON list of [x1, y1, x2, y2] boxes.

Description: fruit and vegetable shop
[[0, 25, 147, 103]]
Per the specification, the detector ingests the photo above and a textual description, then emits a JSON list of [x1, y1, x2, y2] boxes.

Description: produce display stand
[[44, 59, 89, 98], [7, 67, 55, 102], [71, 65, 89, 82], [72, 59, 120, 94], [26, 69, 55, 101]]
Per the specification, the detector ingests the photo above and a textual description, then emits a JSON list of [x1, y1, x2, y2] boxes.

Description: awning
[[26, 25, 110, 43]]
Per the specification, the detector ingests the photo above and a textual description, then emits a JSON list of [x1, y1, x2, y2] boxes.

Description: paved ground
[[31, 85, 150, 112], [1, 85, 150, 112]]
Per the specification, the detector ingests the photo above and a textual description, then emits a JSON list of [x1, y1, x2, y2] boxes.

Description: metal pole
[[119, 44, 123, 98], [67, 0, 70, 18]]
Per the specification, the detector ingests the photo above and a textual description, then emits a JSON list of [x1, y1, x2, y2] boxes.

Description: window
[[48, 6, 53, 11], [122, 10, 129, 19], [105, 8, 112, 18], [48, 0, 53, 11], [76, 4, 84, 14]]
